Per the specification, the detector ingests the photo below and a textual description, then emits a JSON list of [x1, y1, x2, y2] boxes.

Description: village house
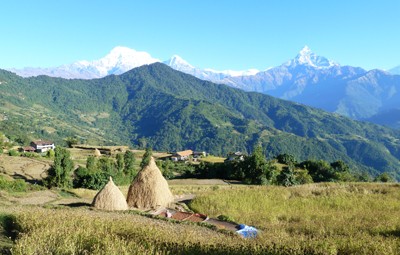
[[171, 150, 194, 161], [30, 140, 55, 153], [21, 146, 36, 153]]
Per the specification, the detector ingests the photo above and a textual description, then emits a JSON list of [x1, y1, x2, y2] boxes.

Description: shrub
[[21, 152, 38, 158], [73, 166, 108, 190], [8, 149, 19, 156], [276, 153, 297, 165], [374, 172, 395, 183]]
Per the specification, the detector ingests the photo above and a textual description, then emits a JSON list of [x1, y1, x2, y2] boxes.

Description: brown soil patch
[[0, 155, 51, 180]]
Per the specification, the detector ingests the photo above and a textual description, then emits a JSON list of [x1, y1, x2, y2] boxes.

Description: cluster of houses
[[21, 140, 55, 153]]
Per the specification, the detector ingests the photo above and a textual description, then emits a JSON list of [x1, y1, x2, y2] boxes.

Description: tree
[[116, 153, 125, 173], [73, 166, 108, 190], [276, 153, 297, 165], [295, 169, 314, 184], [86, 156, 97, 172], [65, 137, 79, 148], [240, 145, 273, 185], [45, 147, 74, 188], [162, 159, 174, 179], [330, 160, 350, 173], [276, 164, 298, 187], [98, 157, 115, 173], [140, 147, 153, 168], [46, 149, 55, 158], [299, 160, 337, 182], [374, 172, 395, 183], [124, 150, 136, 177]]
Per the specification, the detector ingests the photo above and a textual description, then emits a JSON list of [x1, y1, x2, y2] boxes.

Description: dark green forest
[[0, 63, 399, 179]]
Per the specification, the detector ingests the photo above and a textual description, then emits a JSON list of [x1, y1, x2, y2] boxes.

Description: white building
[[30, 140, 55, 153]]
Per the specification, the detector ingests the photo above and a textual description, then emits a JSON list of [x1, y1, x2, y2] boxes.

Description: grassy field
[[0, 183, 396, 254], [190, 183, 400, 254]]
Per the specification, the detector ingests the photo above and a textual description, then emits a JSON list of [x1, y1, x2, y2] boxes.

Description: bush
[[276, 153, 297, 165], [73, 166, 109, 190], [374, 172, 395, 183], [21, 152, 39, 158], [8, 149, 19, 156], [276, 165, 297, 187]]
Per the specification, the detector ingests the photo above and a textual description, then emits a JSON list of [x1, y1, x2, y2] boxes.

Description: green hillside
[[0, 63, 400, 179]]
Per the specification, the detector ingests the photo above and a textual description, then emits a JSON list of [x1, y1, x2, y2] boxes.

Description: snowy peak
[[286, 46, 338, 69], [164, 55, 194, 69], [92, 46, 160, 76], [204, 68, 260, 77], [9, 46, 160, 79]]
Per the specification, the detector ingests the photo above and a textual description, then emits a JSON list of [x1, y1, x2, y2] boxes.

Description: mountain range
[[1, 63, 400, 180], [7, 46, 400, 129]]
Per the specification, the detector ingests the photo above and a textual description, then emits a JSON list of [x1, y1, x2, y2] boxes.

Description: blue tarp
[[236, 224, 258, 238]]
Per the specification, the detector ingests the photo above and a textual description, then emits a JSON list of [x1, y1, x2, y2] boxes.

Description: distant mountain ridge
[[9, 46, 258, 81], [7, 46, 400, 128]]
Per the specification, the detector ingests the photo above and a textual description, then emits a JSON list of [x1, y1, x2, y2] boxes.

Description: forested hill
[[1, 63, 400, 179]]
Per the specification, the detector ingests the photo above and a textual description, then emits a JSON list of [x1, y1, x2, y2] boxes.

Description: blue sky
[[1, 0, 399, 70]]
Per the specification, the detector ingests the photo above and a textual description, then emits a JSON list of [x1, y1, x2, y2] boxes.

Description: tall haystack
[[94, 148, 101, 157], [92, 176, 128, 211], [127, 157, 174, 210]]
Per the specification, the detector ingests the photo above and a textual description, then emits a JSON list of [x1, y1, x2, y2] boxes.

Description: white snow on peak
[[163, 55, 260, 81], [90, 46, 160, 76], [164, 55, 194, 69], [285, 46, 338, 69], [204, 68, 260, 77]]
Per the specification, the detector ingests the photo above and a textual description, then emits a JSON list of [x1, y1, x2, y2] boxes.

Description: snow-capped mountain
[[9, 47, 259, 81], [163, 55, 259, 83], [219, 47, 400, 124], [284, 45, 338, 69], [10, 46, 160, 79]]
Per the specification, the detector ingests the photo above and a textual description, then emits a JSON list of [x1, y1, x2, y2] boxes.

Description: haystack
[[126, 157, 174, 210], [92, 176, 128, 211], [94, 148, 101, 157]]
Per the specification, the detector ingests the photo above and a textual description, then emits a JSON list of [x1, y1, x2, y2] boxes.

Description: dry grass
[[0, 182, 398, 254], [9, 206, 257, 255], [190, 182, 400, 254]]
